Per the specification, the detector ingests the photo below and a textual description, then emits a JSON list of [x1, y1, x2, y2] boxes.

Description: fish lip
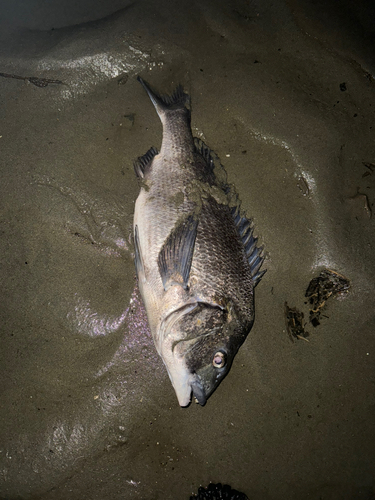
[[191, 378, 207, 406]]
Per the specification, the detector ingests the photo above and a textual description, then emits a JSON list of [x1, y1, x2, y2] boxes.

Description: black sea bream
[[133, 77, 265, 406]]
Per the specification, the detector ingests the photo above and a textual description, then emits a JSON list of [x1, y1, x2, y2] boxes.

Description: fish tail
[[137, 76, 189, 120]]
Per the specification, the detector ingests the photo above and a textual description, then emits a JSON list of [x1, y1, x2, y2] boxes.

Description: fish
[[133, 76, 265, 406]]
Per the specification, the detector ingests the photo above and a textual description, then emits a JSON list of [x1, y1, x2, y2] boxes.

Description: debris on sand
[[305, 269, 350, 327], [0, 71, 63, 87], [284, 302, 309, 342]]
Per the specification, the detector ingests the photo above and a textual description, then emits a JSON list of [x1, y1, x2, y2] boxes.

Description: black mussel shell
[[190, 482, 249, 500]]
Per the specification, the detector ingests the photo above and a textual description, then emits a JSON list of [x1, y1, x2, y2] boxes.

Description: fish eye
[[212, 351, 226, 368]]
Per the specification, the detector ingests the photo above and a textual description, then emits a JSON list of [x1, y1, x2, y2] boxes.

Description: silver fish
[[133, 77, 265, 406]]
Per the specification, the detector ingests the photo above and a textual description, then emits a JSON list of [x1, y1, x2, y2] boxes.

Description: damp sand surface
[[0, 0, 375, 499]]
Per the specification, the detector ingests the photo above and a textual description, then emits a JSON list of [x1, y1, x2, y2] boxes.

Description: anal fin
[[158, 215, 198, 291], [134, 146, 158, 179]]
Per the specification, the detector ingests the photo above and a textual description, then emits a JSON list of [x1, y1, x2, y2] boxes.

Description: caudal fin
[[137, 76, 189, 120]]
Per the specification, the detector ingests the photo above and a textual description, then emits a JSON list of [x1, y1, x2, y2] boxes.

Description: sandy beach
[[0, 0, 374, 498]]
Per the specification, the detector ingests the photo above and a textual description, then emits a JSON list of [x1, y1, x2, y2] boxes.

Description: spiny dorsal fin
[[231, 208, 266, 287], [133, 146, 158, 179], [158, 215, 198, 291], [252, 268, 266, 286]]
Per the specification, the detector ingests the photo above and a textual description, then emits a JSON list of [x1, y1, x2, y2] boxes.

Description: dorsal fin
[[133, 146, 158, 179], [194, 137, 216, 170], [232, 209, 266, 287], [194, 137, 228, 189]]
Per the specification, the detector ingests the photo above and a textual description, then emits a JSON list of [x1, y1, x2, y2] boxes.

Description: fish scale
[[190, 200, 254, 319]]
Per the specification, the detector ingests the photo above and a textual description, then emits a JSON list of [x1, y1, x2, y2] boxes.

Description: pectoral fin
[[134, 225, 146, 282], [158, 215, 198, 291]]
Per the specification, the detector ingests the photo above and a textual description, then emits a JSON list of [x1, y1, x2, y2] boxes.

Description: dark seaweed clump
[[190, 483, 249, 500], [284, 302, 308, 342], [305, 269, 350, 327]]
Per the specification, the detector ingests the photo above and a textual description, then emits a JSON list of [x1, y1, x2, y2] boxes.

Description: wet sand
[[0, 0, 374, 498]]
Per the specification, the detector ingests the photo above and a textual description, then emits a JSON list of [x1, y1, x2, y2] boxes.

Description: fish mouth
[[172, 375, 207, 407], [191, 378, 207, 406]]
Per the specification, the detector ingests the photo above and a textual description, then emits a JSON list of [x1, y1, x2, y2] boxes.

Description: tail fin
[[137, 76, 189, 120]]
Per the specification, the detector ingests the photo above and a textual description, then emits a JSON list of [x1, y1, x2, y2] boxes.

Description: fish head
[[160, 301, 251, 407]]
